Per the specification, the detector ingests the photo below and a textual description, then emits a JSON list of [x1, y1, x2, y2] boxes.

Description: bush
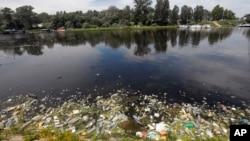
[[111, 23, 119, 27], [102, 23, 110, 27], [151, 23, 158, 26], [90, 24, 98, 28], [82, 22, 91, 28]]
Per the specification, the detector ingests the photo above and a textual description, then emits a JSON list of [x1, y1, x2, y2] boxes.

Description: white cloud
[[0, 0, 94, 13], [0, 0, 248, 17], [169, 0, 250, 17]]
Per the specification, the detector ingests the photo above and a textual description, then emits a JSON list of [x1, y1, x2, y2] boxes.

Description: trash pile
[[0, 90, 249, 140]]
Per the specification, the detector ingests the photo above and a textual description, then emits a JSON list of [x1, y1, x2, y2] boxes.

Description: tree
[[83, 10, 99, 25], [104, 6, 121, 25], [37, 12, 52, 28], [37, 12, 50, 23], [170, 5, 179, 25], [1, 7, 14, 23], [223, 9, 236, 20], [0, 7, 15, 29], [134, 0, 152, 25], [193, 5, 204, 22], [180, 5, 193, 24], [15, 5, 37, 29], [51, 11, 66, 28], [70, 11, 85, 28], [122, 5, 132, 21], [212, 5, 224, 20], [203, 9, 211, 21], [65, 21, 73, 28], [146, 7, 154, 25], [245, 14, 250, 23], [153, 0, 170, 25], [119, 5, 132, 26]]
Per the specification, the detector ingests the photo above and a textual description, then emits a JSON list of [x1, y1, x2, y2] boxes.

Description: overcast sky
[[0, 0, 249, 17]]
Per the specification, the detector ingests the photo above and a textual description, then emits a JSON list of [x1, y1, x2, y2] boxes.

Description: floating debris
[[57, 76, 63, 79], [28, 93, 38, 99], [0, 89, 249, 140]]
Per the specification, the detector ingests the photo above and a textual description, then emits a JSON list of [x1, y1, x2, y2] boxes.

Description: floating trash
[[0, 89, 249, 140], [183, 123, 195, 128]]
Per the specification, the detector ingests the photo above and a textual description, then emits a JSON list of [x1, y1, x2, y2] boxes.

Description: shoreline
[[26, 20, 244, 33], [1, 90, 249, 141]]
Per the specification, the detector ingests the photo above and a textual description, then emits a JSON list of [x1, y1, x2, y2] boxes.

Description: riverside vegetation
[[1, 0, 248, 33]]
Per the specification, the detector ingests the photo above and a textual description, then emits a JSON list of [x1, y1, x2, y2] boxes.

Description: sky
[[0, 0, 249, 17]]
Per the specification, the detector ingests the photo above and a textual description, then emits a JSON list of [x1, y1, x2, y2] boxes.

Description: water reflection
[[242, 28, 250, 40], [208, 28, 233, 45], [0, 28, 235, 56], [0, 28, 249, 106]]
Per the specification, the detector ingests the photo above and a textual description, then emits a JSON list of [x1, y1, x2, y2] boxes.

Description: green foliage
[[121, 6, 132, 22], [246, 16, 250, 23], [24, 131, 39, 141], [0, 1, 240, 31], [37, 12, 50, 24], [102, 22, 111, 27], [193, 5, 204, 22], [153, 0, 170, 25], [65, 21, 73, 29], [38, 128, 55, 138], [15, 5, 37, 29], [217, 20, 238, 27], [0, 129, 11, 140], [223, 9, 236, 20], [180, 5, 193, 24], [1, 7, 14, 23], [112, 23, 120, 27], [166, 131, 178, 140], [170, 5, 179, 25], [82, 22, 91, 28], [134, 0, 153, 25], [244, 14, 250, 23], [57, 131, 80, 141], [212, 5, 224, 20], [203, 9, 212, 21], [103, 5, 120, 25], [0, 7, 16, 29]]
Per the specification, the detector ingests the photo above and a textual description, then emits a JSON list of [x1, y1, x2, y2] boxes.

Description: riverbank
[[28, 22, 243, 34], [27, 25, 177, 33], [82, 26, 175, 32], [0, 89, 249, 141], [1, 19, 246, 34]]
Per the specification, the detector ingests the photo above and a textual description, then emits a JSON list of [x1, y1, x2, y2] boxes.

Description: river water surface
[[0, 28, 249, 106]]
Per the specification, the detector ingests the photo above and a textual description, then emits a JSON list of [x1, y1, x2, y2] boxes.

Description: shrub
[[82, 22, 91, 28]]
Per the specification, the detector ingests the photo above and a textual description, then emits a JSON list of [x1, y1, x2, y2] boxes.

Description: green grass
[[26, 25, 177, 33], [66, 25, 177, 32], [200, 21, 215, 26], [217, 20, 245, 27], [196, 20, 245, 27]]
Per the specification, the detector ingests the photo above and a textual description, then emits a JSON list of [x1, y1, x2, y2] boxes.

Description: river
[[0, 28, 249, 107]]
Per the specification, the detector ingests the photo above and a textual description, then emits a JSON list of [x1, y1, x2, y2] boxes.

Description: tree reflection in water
[[0, 28, 238, 56]]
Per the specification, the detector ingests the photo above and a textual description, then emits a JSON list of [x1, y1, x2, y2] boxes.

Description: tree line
[[0, 0, 242, 30]]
